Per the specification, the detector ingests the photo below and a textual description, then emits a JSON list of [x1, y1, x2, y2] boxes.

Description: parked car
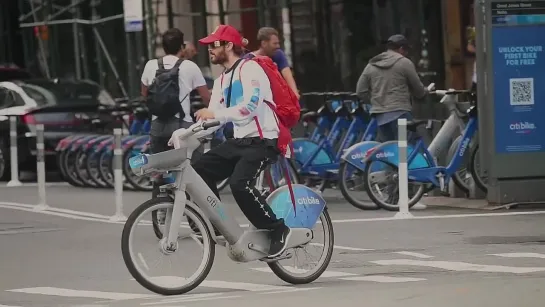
[[0, 78, 116, 180]]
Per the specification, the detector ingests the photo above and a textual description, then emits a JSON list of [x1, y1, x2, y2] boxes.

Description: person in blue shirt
[[244, 27, 300, 99]]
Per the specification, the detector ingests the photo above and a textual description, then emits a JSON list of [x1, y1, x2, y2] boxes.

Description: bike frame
[[408, 116, 478, 187], [131, 124, 313, 263]]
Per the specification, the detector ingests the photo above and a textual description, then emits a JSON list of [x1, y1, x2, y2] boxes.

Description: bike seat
[[407, 120, 428, 132], [301, 111, 319, 123]]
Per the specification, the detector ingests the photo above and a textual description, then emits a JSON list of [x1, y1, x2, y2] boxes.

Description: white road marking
[[3, 201, 545, 225], [141, 293, 240, 306], [1, 182, 70, 188], [310, 242, 374, 251], [393, 251, 434, 259], [259, 287, 322, 295], [6, 287, 154, 300], [251, 267, 357, 278], [489, 253, 545, 259], [0, 304, 24, 307], [142, 277, 288, 292], [340, 276, 427, 283], [372, 259, 545, 274]]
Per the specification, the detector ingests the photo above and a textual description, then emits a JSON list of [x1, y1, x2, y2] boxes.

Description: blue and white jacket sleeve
[[213, 61, 265, 124]]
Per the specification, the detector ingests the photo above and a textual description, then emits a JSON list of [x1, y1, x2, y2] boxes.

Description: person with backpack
[[169, 24, 300, 258], [140, 28, 211, 197]]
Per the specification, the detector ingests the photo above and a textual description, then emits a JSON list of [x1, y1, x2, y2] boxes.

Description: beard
[[210, 49, 227, 64]]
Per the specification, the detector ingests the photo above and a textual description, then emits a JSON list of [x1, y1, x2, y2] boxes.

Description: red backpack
[[239, 56, 300, 215]]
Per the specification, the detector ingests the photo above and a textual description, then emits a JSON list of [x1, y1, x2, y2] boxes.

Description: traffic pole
[[7, 116, 22, 187], [394, 118, 413, 219], [110, 128, 126, 222], [34, 124, 49, 211]]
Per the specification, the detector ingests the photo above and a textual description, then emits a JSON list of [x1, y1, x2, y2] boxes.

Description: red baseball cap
[[199, 25, 244, 47]]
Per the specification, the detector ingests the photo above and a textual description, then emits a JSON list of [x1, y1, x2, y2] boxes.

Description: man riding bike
[[169, 25, 291, 258]]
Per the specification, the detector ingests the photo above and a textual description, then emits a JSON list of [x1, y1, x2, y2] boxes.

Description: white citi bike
[[122, 121, 334, 295]]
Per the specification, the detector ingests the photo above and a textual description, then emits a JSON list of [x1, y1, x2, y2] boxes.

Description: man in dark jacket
[[356, 34, 428, 141]]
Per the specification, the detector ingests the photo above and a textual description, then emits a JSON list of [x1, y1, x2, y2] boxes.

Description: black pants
[[192, 137, 284, 230]]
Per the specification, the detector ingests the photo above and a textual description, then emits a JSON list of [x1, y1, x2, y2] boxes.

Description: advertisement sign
[[491, 1, 545, 153]]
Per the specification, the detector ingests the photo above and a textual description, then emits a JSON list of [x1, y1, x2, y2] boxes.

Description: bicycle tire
[[469, 144, 488, 193], [74, 150, 99, 188], [63, 149, 85, 187], [86, 151, 109, 188], [97, 151, 114, 188], [121, 197, 215, 295], [338, 161, 379, 210], [56, 150, 68, 181], [363, 160, 425, 212], [268, 209, 334, 284]]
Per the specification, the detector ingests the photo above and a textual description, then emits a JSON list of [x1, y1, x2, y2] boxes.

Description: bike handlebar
[[170, 120, 222, 149]]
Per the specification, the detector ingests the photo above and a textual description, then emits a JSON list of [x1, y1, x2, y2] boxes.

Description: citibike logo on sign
[[509, 122, 536, 134]]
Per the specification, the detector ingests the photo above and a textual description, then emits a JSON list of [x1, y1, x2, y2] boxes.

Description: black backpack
[[147, 57, 186, 120]]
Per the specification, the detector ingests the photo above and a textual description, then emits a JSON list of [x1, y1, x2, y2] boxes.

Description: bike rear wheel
[[364, 160, 425, 211], [267, 209, 334, 284], [121, 197, 215, 295], [470, 144, 488, 193]]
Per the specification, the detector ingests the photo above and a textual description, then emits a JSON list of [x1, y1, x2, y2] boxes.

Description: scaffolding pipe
[[28, 0, 51, 79], [167, 0, 174, 28], [93, 27, 129, 97], [91, 0, 104, 86], [72, 0, 81, 79]]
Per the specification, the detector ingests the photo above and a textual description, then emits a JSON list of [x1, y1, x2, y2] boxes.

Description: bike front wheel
[[469, 144, 488, 193], [121, 197, 215, 295]]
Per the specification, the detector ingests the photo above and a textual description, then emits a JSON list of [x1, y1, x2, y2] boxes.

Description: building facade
[[1, 0, 477, 100]]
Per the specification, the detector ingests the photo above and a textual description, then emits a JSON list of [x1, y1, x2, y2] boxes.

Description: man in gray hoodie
[[356, 34, 427, 141]]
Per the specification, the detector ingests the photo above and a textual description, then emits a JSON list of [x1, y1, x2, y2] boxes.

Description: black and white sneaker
[[268, 224, 292, 258]]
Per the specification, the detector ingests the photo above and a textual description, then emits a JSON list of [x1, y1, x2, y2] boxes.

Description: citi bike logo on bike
[[509, 122, 536, 134], [297, 196, 322, 205]]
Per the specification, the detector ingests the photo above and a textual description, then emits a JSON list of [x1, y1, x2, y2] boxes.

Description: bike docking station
[[394, 118, 414, 219], [475, 0, 545, 205], [110, 128, 127, 222]]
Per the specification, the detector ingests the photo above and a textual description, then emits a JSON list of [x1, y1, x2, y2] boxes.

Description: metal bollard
[[6, 116, 22, 187], [110, 128, 126, 222], [394, 118, 413, 219], [34, 124, 49, 211]]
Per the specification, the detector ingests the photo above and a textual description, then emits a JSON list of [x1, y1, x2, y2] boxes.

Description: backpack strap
[[158, 57, 165, 69], [172, 58, 184, 70]]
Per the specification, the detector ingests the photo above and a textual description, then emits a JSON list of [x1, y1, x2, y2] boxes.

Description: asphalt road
[[2, 185, 545, 307]]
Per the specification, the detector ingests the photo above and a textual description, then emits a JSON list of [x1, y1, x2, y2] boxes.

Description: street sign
[[123, 0, 143, 32]]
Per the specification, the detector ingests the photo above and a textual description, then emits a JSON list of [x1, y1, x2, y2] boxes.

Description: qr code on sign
[[509, 78, 534, 106]]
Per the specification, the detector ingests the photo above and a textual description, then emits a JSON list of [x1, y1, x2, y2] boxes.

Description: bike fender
[[340, 141, 381, 170], [291, 138, 333, 166], [362, 141, 431, 169], [59, 135, 86, 151], [123, 135, 150, 150], [267, 184, 326, 229], [71, 135, 99, 151], [184, 200, 221, 244]]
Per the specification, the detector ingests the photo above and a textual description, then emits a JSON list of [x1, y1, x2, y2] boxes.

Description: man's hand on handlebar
[[195, 108, 215, 121], [167, 120, 222, 148]]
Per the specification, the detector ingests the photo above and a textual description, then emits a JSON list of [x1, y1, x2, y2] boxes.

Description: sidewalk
[[421, 196, 545, 211]]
